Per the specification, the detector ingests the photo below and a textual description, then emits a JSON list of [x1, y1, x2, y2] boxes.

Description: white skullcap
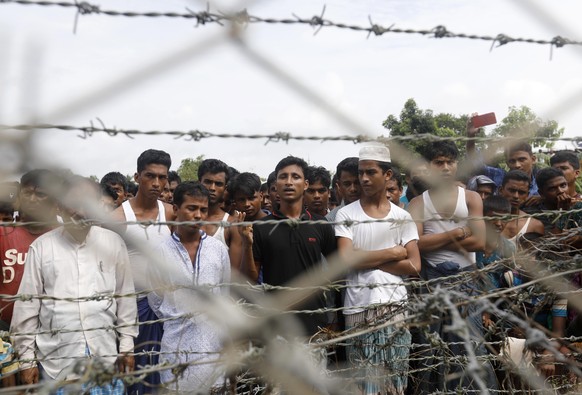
[[358, 144, 391, 162]]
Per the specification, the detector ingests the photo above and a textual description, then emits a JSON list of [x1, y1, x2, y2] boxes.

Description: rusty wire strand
[[1, 1, 581, 53], [1, 122, 581, 144]]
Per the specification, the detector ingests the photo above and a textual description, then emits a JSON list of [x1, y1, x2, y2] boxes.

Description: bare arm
[[337, 237, 407, 270], [239, 224, 260, 282], [163, 202, 176, 233], [377, 240, 421, 276], [227, 215, 243, 271]]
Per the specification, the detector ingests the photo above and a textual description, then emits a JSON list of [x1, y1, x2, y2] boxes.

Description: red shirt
[[0, 227, 46, 324]]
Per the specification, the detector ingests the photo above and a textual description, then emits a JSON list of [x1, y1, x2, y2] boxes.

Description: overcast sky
[[1, 0, 582, 180]]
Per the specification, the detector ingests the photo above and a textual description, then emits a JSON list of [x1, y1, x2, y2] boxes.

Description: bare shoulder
[[162, 202, 175, 220], [465, 189, 482, 207], [407, 195, 423, 215], [111, 204, 127, 222]]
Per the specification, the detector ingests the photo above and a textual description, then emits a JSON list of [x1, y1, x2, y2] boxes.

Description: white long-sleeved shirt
[[148, 232, 230, 391], [11, 226, 138, 379]]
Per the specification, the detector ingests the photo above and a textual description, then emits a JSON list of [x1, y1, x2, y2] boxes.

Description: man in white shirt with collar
[[12, 176, 137, 392]]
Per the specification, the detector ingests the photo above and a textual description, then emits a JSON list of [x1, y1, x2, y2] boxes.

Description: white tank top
[[122, 199, 171, 296], [422, 186, 475, 269], [211, 212, 230, 249], [508, 216, 531, 246]]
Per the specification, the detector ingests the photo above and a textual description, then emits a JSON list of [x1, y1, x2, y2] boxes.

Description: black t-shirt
[[253, 208, 337, 336]]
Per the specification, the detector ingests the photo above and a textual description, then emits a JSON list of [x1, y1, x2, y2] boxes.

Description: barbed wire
[[2, 122, 581, 144], [1, 1, 581, 54], [1, 206, 581, 229]]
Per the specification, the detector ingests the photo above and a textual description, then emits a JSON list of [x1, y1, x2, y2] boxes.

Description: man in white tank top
[[498, 170, 544, 246], [408, 141, 497, 393], [111, 149, 175, 394], [197, 159, 243, 271]]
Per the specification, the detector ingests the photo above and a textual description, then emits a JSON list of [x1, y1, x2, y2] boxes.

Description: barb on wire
[[2, 1, 582, 52], [0, 208, 581, 229], [1, 122, 582, 145]]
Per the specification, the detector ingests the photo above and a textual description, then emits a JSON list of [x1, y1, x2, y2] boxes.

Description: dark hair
[[100, 172, 127, 192], [305, 166, 331, 188], [20, 169, 55, 189], [0, 202, 14, 215], [228, 166, 240, 185], [275, 156, 308, 178], [421, 141, 458, 162], [197, 159, 230, 183], [483, 195, 511, 214], [260, 182, 268, 193], [267, 171, 277, 189], [126, 182, 138, 196], [505, 141, 533, 157], [173, 181, 210, 207], [100, 183, 118, 202], [502, 170, 530, 188], [377, 161, 392, 174], [168, 171, 182, 184], [550, 150, 580, 170], [335, 157, 359, 178], [137, 149, 171, 173], [228, 172, 262, 197], [536, 167, 565, 191], [389, 166, 403, 190]]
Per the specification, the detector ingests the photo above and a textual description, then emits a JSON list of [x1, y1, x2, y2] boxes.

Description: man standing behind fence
[[408, 141, 497, 393], [335, 144, 420, 395], [148, 182, 230, 392], [12, 176, 137, 392], [111, 149, 175, 394]]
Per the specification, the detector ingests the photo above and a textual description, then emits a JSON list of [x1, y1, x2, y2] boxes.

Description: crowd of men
[[0, 133, 580, 394]]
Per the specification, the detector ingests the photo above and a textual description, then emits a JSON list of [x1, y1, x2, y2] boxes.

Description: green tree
[[177, 155, 205, 181], [381, 98, 468, 157], [491, 106, 564, 150]]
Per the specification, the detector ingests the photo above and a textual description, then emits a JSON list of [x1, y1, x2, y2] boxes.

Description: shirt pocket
[[93, 260, 116, 294]]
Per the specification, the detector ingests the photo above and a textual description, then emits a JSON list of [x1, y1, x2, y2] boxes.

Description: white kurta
[[11, 227, 138, 380], [148, 232, 230, 392]]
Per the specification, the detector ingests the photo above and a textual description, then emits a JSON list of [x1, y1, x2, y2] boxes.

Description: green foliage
[[177, 155, 205, 181], [381, 98, 469, 157], [491, 106, 564, 149]]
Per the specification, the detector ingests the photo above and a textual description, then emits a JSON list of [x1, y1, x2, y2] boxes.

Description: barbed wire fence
[[0, 0, 581, 394]]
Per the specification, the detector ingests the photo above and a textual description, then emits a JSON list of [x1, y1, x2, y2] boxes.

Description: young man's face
[[167, 180, 180, 204], [160, 185, 172, 204], [485, 210, 510, 234], [506, 151, 535, 176], [552, 161, 580, 185], [268, 183, 280, 208], [135, 164, 169, 200], [336, 170, 361, 205], [476, 185, 495, 201], [499, 180, 529, 209], [261, 190, 273, 212], [276, 165, 307, 203], [304, 180, 329, 215], [540, 176, 568, 205], [428, 156, 457, 182], [358, 160, 391, 198], [106, 182, 126, 207], [200, 172, 227, 206], [233, 190, 262, 220], [174, 194, 209, 234], [385, 178, 402, 205], [19, 185, 57, 222]]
